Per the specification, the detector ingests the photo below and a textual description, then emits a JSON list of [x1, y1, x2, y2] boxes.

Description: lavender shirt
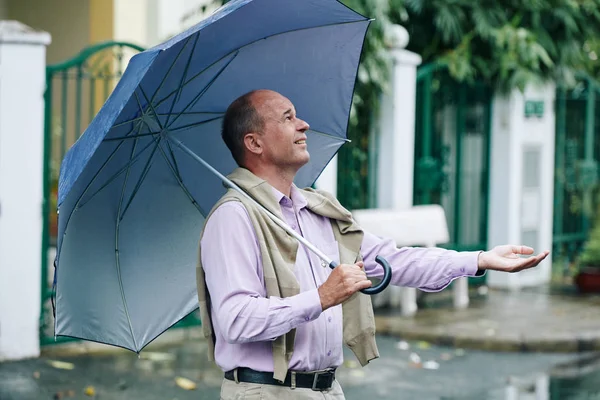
[[200, 185, 481, 373]]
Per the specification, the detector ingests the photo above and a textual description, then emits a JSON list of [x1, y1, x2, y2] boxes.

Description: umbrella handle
[[329, 255, 392, 295]]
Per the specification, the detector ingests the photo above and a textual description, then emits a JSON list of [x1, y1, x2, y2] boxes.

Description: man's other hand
[[318, 262, 372, 311]]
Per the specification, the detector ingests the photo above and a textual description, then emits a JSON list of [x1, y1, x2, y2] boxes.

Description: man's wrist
[[477, 250, 488, 270]]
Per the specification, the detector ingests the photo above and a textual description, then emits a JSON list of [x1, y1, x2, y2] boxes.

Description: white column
[[487, 84, 555, 289], [376, 25, 422, 210], [374, 26, 422, 314], [315, 156, 338, 197], [0, 21, 51, 361]]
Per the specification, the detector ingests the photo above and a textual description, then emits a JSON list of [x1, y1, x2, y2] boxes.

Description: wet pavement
[[3, 286, 600, 399], [376, 286, 600, 352], [1, 334, 600, 400]]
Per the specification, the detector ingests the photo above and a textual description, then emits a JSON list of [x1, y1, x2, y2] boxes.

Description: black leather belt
[[224, 367, 336, 391]]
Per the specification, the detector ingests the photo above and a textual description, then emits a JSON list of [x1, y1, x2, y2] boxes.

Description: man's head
[[221, 89, 310, 173]]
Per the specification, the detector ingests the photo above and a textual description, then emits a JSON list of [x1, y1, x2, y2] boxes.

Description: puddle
[[443, 353, 600, 399]]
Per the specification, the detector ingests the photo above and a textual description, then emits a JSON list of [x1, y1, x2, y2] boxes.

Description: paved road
[[2, 335, 599, 399]]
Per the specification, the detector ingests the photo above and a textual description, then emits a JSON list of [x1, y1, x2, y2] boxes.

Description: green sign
[[525, 100, 544, 118]]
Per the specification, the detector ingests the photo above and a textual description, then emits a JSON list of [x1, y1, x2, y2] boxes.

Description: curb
[[375, 317, 600, 353]]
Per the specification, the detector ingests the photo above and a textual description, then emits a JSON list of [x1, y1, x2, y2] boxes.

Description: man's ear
[[244, 133, 263, 156]]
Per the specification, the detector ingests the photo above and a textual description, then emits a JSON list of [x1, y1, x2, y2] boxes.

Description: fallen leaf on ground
[[440, 353, 452, 361], [395, 341, 410, 350], [409, 353, 421, 364], [175, 377, 197, 390], [349, 369, 365, 379], [47, 360, 75, 370], [343, 360, 359, 369], [417, 341, 431, 349], [84, 386, 96, 396], [423, 361, 440, 370], [139, 352, 176, 362], [33, 371, 40, 379], [454, 348, 466, 357]]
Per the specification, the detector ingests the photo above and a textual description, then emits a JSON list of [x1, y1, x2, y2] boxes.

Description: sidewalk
[[375, 286, 600, 352]]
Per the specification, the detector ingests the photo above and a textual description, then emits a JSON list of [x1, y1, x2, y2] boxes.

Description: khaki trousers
[[220, 378, 346, 399]]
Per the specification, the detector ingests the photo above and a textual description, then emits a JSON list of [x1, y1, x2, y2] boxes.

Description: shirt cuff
[[287, 289, 322, 324], [450, 251, 483, 277]]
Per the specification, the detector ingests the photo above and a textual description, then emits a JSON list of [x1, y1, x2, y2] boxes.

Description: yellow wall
[[8, 0, 92, 64], [89, 0, 113, 45]]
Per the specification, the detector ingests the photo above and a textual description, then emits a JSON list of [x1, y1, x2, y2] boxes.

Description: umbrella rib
[[104, 131, 160, 142], [166, 33, 200, 127], [149, 35, 194, 106], [77, 134, 157, 209], [114, 121, 144, 352], [56, 122, 142, 261], [309, 129, 351, 143], [164, 139, 182, 181], [151, 51, 238, 111], [166, 51, 238, 130], [151, 19, 369, 111], [156, 139, 205, 214], [119, 136, 162, 222], [103, 116, 223, 142], [112, 117, 142, 129], [139, 87, 164, 130], [169, 116, 224, 132]]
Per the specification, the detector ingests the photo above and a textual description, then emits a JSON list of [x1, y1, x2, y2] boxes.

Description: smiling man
[[197, 89, 549, 399]]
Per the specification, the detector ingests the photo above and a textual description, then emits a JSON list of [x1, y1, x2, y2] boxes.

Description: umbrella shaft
[[168, 137, 336, 268]]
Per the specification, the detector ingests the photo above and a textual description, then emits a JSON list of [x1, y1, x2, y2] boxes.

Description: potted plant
[[575, 212, 600, 293]]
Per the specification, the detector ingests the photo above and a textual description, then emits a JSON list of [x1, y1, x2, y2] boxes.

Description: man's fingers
[[355, 280, 372, 291], [510, 245, 534, 255], [511, 251, 549, 272]]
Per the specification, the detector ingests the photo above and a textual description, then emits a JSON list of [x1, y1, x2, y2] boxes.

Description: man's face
[[251, 91, 310, 170]]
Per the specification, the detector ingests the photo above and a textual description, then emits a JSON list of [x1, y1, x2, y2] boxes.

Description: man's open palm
[[478, 245, 549, 273]]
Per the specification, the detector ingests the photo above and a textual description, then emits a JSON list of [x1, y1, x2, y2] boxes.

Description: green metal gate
[[552, 76, 600, 279], [413, 64, 492, 261], [40, 41, 203, 346]]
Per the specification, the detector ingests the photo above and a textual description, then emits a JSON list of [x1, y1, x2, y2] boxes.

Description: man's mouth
[[295, 139, 306, 145]]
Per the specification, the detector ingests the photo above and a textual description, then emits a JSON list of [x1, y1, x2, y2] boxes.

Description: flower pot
[[575, 267, 600, 293]]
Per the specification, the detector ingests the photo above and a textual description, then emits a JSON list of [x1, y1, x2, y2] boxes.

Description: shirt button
[[328, 317, 332, 323], [305, 316, 310, 322], [327, 351, 332, 356], [460, 267, 465, 273]]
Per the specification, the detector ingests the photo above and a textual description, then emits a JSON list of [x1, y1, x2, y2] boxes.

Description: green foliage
[[388, 0, 600, 92], [579, 209, 600, 268]]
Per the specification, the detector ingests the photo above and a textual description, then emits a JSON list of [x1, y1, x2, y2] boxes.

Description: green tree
[[390, 0, 600, 91]]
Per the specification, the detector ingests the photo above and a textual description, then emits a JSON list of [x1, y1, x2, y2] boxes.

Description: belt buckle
[[311, 368, 334, 391]]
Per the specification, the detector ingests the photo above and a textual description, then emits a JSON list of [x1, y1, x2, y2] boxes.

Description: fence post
[[376, 25, 422, 210], [487, 83, 555, 289], [0, 21, 51, 361]]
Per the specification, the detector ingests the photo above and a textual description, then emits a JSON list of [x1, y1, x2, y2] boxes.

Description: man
[[198, 89, 549, 399]]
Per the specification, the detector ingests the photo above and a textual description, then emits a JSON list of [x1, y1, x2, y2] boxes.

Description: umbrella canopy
[[55, 0, 371, 351]]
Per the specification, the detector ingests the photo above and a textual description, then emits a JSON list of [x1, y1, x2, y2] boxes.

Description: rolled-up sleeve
[[360, 230, 484, 292]]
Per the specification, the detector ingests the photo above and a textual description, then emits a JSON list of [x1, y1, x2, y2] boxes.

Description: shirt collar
[[270, 184, 308, 210]]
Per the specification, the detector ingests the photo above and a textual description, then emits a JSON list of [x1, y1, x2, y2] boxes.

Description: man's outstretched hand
[[478, 245, 549, 273]]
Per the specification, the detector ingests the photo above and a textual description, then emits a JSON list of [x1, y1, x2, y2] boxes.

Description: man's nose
[[297, 118, 310, 132]]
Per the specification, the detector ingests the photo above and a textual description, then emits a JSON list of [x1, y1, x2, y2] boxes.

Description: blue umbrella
[[54, 0, 391, 352]]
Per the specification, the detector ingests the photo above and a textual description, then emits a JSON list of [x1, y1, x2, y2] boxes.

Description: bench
[[352, 205, 470, 316]]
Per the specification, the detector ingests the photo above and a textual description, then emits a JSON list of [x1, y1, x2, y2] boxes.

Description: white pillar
[[373, 26, 422, 315], [376, 25, 422, 210], [0, 21, 51, 361], [487, 84, 555, 289], [315, 155, 338, 197]]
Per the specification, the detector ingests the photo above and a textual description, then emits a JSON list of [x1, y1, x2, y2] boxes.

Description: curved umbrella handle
[[329, 255, 392, 295]]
